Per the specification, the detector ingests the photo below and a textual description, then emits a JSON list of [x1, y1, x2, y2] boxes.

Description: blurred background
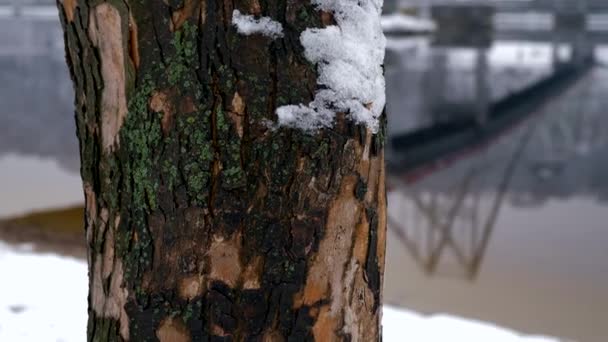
[[0, 0, 607, 341]]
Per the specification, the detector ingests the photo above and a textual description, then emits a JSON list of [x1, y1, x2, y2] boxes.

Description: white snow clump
[[276, 0, 386, 132], [232, 10, 284, 39]]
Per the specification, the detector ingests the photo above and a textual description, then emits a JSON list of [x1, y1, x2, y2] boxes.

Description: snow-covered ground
[[0, 243, 87, 342], [0, 242, 564, 341]]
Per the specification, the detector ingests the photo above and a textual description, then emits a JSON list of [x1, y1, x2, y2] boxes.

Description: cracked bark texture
[[57, 0, 387, 341]]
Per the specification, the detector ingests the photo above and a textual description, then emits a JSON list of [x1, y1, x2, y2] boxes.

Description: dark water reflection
[[384, 36, 608, 342], [0, 17, 82, 217], [1, 15, 607, 341]]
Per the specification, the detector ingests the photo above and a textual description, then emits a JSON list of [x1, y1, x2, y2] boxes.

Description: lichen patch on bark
[[88, 3, 128, 152]]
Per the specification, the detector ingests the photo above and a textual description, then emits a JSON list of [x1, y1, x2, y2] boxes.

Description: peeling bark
[[87, 3, 129, 152], [58, 0, 387, 340], [128, 13, 140, 70], [60, 0, 77, 23], [171, 0, 200, 32]]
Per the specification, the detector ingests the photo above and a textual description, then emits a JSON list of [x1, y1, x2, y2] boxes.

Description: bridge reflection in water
[[383, 20, 608, 341]]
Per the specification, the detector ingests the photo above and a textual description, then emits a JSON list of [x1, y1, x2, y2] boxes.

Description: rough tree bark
[[57, 0, 387, 340]]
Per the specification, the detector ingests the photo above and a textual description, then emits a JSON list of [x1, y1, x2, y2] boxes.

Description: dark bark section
[[58, 0, 387, 341]]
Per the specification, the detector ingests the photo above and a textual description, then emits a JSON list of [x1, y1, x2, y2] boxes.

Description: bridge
[[402, 0, 608, 12], [0, 0, 601, 169], [3, 0, 608, 57], [383, 1, 606, 280], [492, 0, 608, 13], [388, 62, 593, 172], [393, 0, 608, 43], [0, 0, 62, 57], [0, 0, 78, 171], [386, 65, 608, 280]]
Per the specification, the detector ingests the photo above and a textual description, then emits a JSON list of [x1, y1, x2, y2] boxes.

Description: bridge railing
[[401, 0, 608, 12], [0, 0, 59, 20]]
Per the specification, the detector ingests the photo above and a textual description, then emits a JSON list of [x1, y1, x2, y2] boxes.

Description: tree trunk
[[57, 0, 386, 340]]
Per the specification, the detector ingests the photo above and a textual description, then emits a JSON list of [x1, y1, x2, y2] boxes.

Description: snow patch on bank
[[232, 10, 284, 39], [383, 307, 562, 342], [0, 242, 88, 341], [0, 242, 564, 341], [276, 0, 386, 132]]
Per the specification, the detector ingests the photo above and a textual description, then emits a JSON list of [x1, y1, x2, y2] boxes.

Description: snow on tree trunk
[[57, 0, 387, 340]]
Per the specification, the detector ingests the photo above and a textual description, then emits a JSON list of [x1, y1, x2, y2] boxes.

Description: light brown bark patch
[[228, 92, 245, 138], [342, 153, 386, 342], [157, 317, 191, 342], [200, 0, 207, 25], [181, 96, 197, 114], [301, 175, 360, 310], [178, 275, 204, 300], [90, 211, 129, 340], [342, 258, 378, 342], [88, 3, 128, 152], [364, 159, 380, 203], [249, 0, 262, 15], [352, 214, 370, 264], [320, 11, 335, 26], [84, 183, 97, 247], [171, 0, 199, 31], [128, 13, 140, 69], [357, 129, 373, 177], [211, 325, 229, 337], [101, 219, 115, 280], [150, 90, 175, 135], [241, 256, 262, 289], [91, 256, 129, 340], [61, 0, 77, 22], [312, 306, 339, 342], [376, 152, 388, 278], [231, 92, 245, 115], [207, 235, 242, 288], [262, 329, 284, 342]]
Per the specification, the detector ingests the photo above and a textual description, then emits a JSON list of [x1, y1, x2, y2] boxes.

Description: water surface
[[384, 36, 608, 342]]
